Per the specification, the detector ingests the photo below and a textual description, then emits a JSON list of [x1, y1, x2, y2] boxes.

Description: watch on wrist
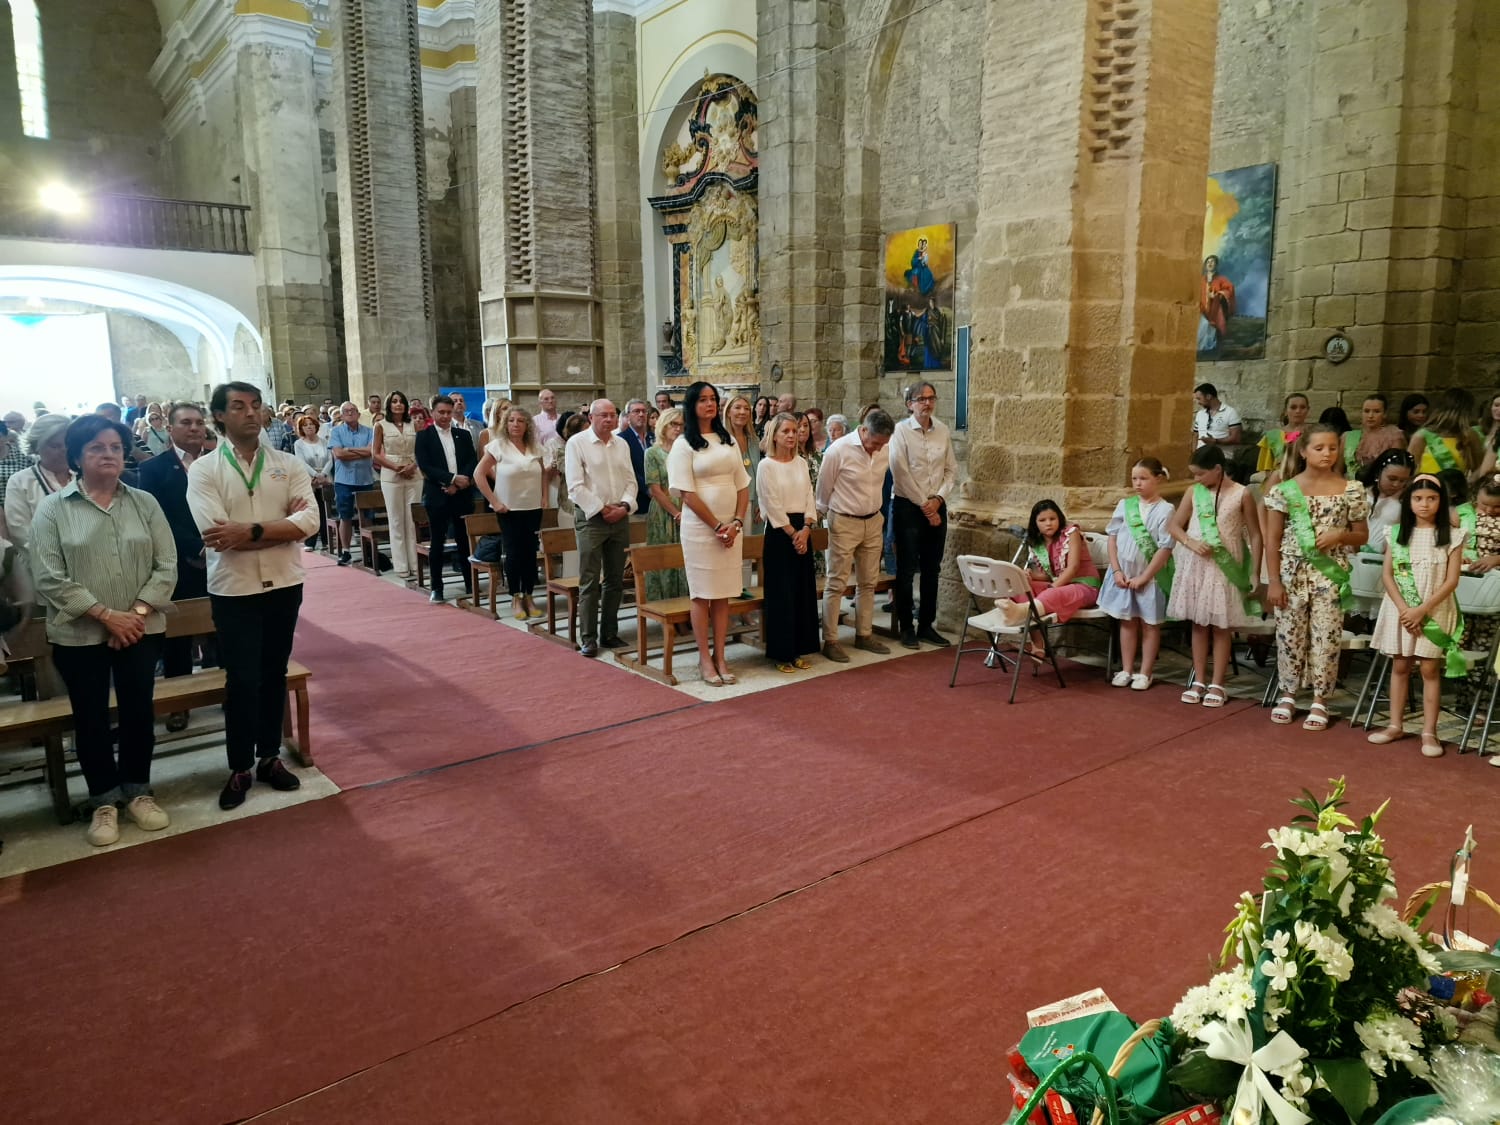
[[250, 522, 265, 542], [132, 604, 149, 617]]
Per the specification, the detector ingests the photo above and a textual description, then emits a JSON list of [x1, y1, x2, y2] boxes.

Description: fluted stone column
[[328, 0, 438, 404], [476, 0, 603, 404], [594, 8, 645, 406]]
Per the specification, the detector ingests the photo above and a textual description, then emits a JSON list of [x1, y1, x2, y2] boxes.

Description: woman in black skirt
[[755, 412, 822, 672]]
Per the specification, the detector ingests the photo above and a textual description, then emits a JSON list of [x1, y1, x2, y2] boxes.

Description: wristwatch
[[250, 522, 265, 542], [132, 604, 149, 617]]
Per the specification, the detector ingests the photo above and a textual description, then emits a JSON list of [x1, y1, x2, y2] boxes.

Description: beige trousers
[[821, 510, 884, 642]]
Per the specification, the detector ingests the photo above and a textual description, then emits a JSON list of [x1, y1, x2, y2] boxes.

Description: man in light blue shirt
[[327, 401, 375, 565]]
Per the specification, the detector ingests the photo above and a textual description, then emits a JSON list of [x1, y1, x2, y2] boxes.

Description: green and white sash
[[1029, 528, 1101, 589], [1417, 428, 1460, 473], [1343, 429, 1362, 478], [1389, 535, 1467, 677], [1277, 479, 1355, 611], [1455, 502, 1479, 562], [1266, 429, 1287, 466], [1192, 484, 1260, 615], [1124, 495, 1174, 599]]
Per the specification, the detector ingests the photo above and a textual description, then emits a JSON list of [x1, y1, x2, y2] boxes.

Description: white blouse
[[294, 437, 332, 479], [485, 437, 545, 511], [756, 455, 817, 530]]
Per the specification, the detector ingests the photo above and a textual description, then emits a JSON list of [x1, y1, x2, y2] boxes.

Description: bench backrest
[[541, 519, 648, 581]]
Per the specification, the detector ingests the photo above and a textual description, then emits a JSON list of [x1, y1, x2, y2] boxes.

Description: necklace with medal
[[222, 442, 265, 497]]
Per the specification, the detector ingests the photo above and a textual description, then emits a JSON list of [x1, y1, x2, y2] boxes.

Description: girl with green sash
[[1099, 459, 1175, 691], [1367, 475, 1466, 758], [1263, 424, 1370, 731], [997, 499, 1100, 653], [1408, 387, 1483, 477], [1255, 392, 1309, 475], [1166, 445, 1264, 709], [1344, 394, 1407, 480]]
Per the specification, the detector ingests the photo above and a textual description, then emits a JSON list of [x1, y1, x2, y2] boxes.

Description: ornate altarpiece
[[648, 74, 760, 391]]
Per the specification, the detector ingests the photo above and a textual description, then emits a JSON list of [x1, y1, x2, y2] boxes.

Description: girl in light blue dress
[[1099, 458, 1175, 691]]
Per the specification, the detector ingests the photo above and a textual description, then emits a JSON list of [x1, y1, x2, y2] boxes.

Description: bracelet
[[731, 517, 744, 528]]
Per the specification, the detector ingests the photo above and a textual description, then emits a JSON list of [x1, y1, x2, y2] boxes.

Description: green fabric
[[1343, 429, 1361, 477], [1390, 535, 1467, 677], [1277, 479, 1355, 611], [1124, 495, 1174, 599], [642, 444, 687, 601], [1267, 429, 1287, 464], [1030, 536, 1101, 588], [1193, 483, 1260, 615], [1371, 1095, 1445, 1125], [1456, 502, 1478, 562], [1418, 428, 1459, 472], [1019, 1013, 1183, 1125]]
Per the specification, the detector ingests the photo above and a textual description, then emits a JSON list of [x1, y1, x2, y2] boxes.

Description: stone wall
[[427, 88, 482, 384], [107, 311, 199, 403]]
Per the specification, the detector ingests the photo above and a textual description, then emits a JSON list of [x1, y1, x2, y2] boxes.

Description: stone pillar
[[594, 9, 645, 406], [476, 0, 602, 404], [328, 0, 438, 404], [947, 0, 1217, 617], [234, 34, 340, 399], [758, 0, 846, 407]]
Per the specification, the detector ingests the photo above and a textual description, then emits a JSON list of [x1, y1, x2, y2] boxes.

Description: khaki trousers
[[822, 510, 884, 642]]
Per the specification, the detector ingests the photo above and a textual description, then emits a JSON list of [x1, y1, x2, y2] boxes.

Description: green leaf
[[1313, 1058, 1373, 1125], [1168, 1049, 1241, 1100], [1433, 948, 1500, 974]]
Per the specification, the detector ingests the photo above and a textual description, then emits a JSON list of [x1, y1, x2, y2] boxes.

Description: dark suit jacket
[[415, 424, 478, 510], [618, 425, 652, 515], [136, 448, 208, 598]]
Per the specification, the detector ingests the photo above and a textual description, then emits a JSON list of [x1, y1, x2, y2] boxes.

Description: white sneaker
[[1130, 673, 1153, 691], [87, 805, 120, 847], [125, 795, 170, 831], [1110, 670, 1133, 687]]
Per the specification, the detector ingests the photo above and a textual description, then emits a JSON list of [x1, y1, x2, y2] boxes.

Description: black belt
[[832, 509, 881, 520]]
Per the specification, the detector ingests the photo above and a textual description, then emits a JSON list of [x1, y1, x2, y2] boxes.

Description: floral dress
[[1263, 480, 1370, 697], [643, 443, 687, 601], [1015, 525, 1100, 623], [805, 449, 825, 578], [1460, 513, 1500, 703]]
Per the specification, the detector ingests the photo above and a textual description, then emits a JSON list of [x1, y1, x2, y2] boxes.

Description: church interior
[[2, 1, 1500, 1122]]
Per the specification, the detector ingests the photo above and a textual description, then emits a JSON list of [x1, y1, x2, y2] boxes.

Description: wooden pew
[[462, 507, 559, 619], [535, 520, 649, 647], [354, 488, 389, 569]]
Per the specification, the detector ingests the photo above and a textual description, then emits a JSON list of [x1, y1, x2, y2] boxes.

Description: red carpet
[[290, 555, 693, 786]]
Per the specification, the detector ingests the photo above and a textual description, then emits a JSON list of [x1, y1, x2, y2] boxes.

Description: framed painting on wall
[[884, 222, 955, 373], [1198, 162, 1276, 362]]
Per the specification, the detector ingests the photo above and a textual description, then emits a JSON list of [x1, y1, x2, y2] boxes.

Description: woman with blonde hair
[[474, 405, 549, 618], [478, 397, 515, 448]]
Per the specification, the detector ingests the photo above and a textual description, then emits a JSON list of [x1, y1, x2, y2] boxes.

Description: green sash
[[1192, 484, 1260, 615], [1343, 429, 1361, 478], [1456, 502, 1479, 562], [1266, 429, 1287, 465], [1389, 536, 1467, 677], [1277, 479, 1355, 611], [1418, 428, 1459, 472], [1029, 535, 1102, 589], [1124, 495, 1174, 599]]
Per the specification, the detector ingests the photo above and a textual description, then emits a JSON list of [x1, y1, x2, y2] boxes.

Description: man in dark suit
[[415, 394, 477, 604], [137, 401, 214, 729], [616, 398, 653, 516]]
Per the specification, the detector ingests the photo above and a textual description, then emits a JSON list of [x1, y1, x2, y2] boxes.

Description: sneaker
[[1111, 670, 1133, 687], [854, 635, 890, 655], [822, 641, 850, 663], [219, 770, 254, 810], [256, 757, 302, 791], [600, 635, 625, 649], [125, 795, 170, 831], [337, 551, 352, 567], [916, 626, 951, 647], [86, 804, 120, 846], [900, 628, 919, 650]]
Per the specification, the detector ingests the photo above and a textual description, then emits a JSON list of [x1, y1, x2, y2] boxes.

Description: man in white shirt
[[534, 388, 561, 446], [186, 381, 321, 811], [815, 409, 896, 663], [1192, 382, 1243, 451], [889, 381, 958, 649], [565, 399, 638, 657]]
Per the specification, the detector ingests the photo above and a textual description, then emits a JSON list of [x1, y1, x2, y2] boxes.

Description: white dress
[[1372, 526, 1464, 658], [668, 436, 750, 599]]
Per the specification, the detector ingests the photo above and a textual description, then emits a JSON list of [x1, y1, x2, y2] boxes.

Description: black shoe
[[579, 641, 600, 658], [430, 590, 447, 604], [337, 551, 352, 566], [881, 601, 895, 614], [599, 635, 625, 649], [164, 711, 189, 732], [900, 628, 919, 650], [916, 625, 951, 647], [256, 756, 301, 791], [219, 770, 253, 810]]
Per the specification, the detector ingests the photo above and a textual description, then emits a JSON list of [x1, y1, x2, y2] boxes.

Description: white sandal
[[1271, 693, 1296, 724], [1201, 683, 1227, 708], [1181, 680, 1204, 705]]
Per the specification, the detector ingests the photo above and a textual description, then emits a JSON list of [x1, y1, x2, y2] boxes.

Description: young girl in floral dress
[[997, 499, 1099, 655], [1167, 444, 1264, 708], [1099, 459, 1175, 691], [1263, 424, 1370, 731], [1367, 475, 1465, 757]]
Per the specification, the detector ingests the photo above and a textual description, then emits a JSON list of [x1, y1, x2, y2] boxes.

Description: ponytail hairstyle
[[1397, 475, 1451, 548], [1281, 422, 1342, 480], [1280, 392, 1310, 427], [1132, 457, 1169, 487], [1025, 499, 1068, 547], [1188, 443, 1227, 478], [1318, 405, 1352, 434]]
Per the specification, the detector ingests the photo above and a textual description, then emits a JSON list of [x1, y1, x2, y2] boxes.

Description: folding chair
[[1454, 571, 1500, 754], [949, 555, 1065, 703], [1066, 530, 1116, 677]]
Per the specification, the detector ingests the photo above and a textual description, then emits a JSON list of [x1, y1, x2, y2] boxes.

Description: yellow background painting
[[883, 223, 956, 293]]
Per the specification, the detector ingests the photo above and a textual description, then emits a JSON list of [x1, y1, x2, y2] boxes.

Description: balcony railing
[[0, 192, 252, 255]]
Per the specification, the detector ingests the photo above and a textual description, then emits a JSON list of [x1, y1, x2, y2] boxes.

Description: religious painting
[[1198, 162, 1276, 362], [883, 222, 955, 373]]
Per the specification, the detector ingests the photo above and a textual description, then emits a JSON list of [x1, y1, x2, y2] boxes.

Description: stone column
[[757, 0, 846, 407], [594, 9, 645, 406], [947, 0, 1217, 616], [233, 33, 340, 399], [476, 0, 602, 404], [328, 0, 438, 404]]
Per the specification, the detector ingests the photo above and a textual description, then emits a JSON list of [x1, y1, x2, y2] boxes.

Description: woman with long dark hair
[[374, 390, 421, 578]]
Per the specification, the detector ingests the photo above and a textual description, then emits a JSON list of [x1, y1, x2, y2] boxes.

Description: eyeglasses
[[912, 395, 936, 403]]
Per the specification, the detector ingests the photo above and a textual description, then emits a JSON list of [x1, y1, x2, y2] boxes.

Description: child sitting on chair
[[997, 499, 1100, 655]]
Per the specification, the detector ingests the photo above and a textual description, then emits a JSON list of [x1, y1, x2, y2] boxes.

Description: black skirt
[[763, 513, 821, 663]]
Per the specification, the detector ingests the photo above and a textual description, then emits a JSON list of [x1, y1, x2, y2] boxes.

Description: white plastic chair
[[949, 555, 1065, 702], [1455, 571, 1500, 752], [1049, 531, 1116, 676]]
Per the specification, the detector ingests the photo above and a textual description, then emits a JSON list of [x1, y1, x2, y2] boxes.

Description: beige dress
[[1372, 525, 1464, 658]]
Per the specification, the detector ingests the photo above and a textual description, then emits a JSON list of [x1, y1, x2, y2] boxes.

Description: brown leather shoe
[[854, 635, 890, 655], [822, 642, 850, 663]]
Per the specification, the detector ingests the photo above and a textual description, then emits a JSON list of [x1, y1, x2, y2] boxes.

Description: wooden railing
[[0, 192, 252, 254]]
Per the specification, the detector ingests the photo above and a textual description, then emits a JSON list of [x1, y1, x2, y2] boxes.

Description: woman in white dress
[[374, 391, 421, 578], [475, 405, 551, 619], [668, 381, 750, 686], [4, 411, 73, 595], [293, 415, 333, 551]]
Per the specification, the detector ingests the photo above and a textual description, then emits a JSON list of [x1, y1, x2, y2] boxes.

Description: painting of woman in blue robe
[[884, 224, 955, 372]]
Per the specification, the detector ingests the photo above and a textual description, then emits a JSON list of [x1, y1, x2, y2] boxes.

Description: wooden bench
[[535, 520, 649, 647], [462, 507, 559, 618], [413, 497, 485, 591], [318, 481, 339, 554], [354, 488, 390, 569], [0, 599, 313, 823]]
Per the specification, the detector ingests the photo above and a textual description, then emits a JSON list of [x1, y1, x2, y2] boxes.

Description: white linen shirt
[[485, 437, 545, 510], [565, 429, 638, 520], [1193, 402, 1242, 446], [816, 431, 889, 518], [186, 444, 320, 596], [434, 424, 458, 475], [756, 456, 817, 530], [888, 415, 957, 505]]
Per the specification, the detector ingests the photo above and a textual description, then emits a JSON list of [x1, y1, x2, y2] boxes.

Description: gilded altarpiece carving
[[649, 74, 760, 390]]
